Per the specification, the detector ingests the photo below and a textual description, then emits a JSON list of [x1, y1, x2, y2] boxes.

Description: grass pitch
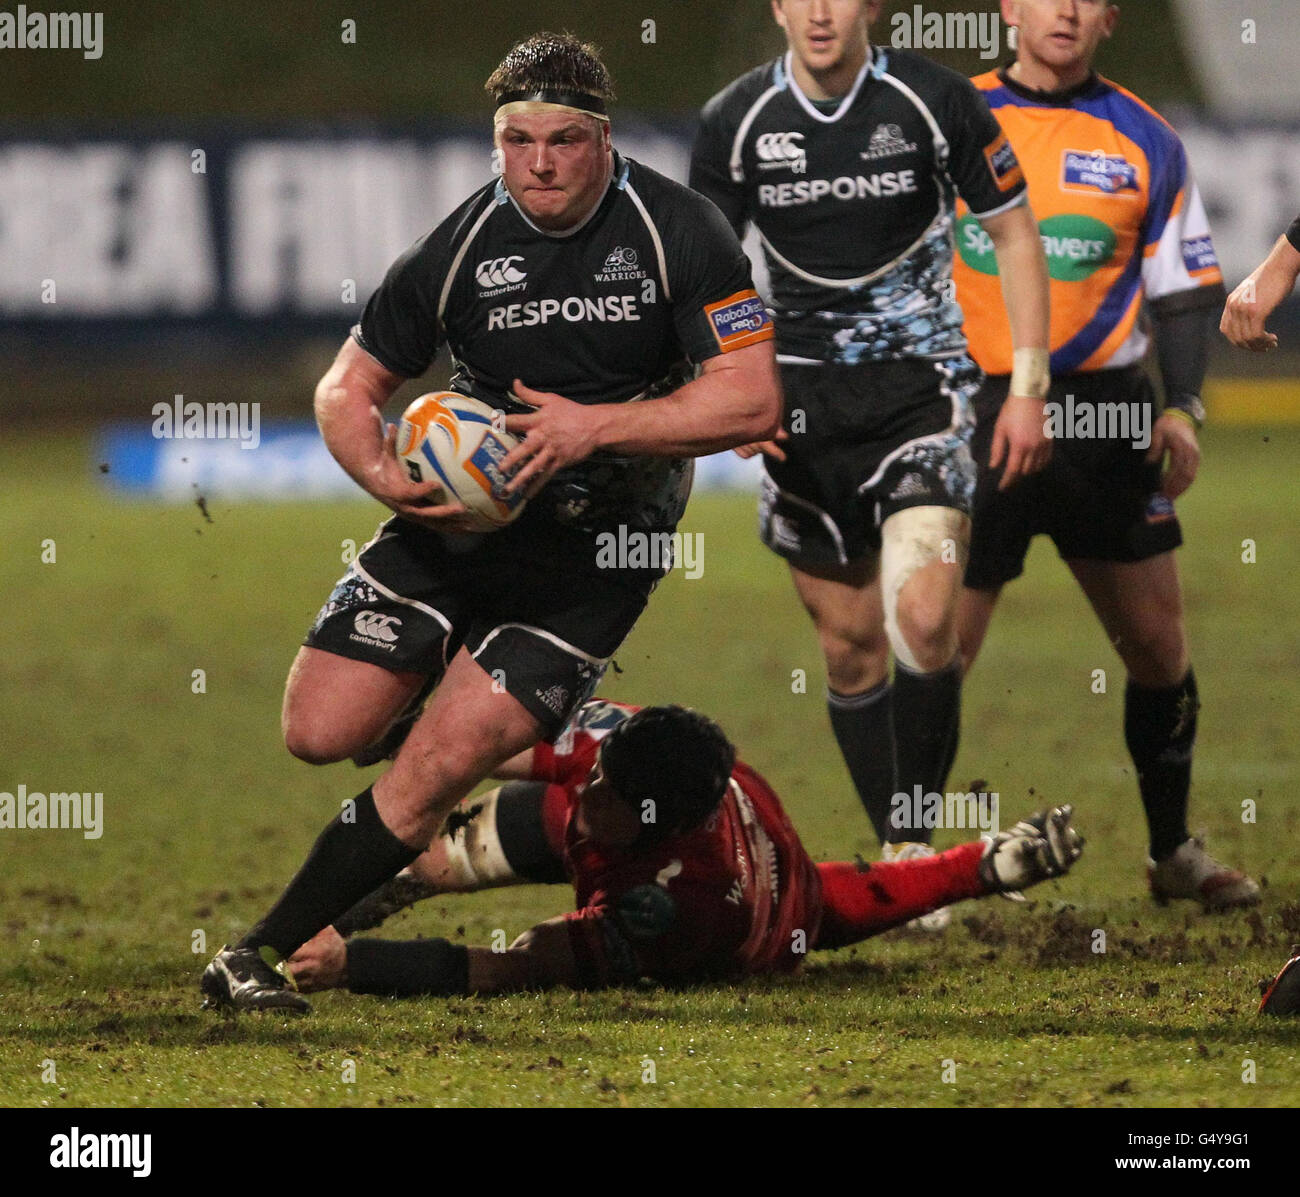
[[2, 422, 1298, 1108]]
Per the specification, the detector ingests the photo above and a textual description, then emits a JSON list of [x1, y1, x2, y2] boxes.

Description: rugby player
[[952, 0, 1258, 910], [1220, 216, 1300, 351], [201, 33, 781, 1012], [281, 700, 1084, 1002], [688, 0, 1053, 909]]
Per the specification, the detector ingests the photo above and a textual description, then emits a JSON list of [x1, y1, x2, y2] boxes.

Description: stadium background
[[3, 1, 1299, 1109]]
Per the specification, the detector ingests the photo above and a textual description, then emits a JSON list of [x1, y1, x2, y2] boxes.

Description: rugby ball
[[396, 392, 528, 530]]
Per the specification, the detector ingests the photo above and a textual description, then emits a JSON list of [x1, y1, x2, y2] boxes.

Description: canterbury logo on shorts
[[352, 610, 402, 644]]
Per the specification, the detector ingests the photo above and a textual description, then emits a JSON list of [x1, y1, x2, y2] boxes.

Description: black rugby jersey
[[690, 46, 1027, 365], [353, 152, 770, 532]]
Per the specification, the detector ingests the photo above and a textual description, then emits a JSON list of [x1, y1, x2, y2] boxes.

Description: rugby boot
[[1148, 837, 1260, 910], [200, 945, 311, 1013]]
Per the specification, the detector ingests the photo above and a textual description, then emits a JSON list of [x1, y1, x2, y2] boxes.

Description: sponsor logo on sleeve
[[1181, 235, 1221, 277], [984, 132, 1025, 192], [1062, 149, 1140, 196], [704, 289, 774, 353], [1145, 493, 1177, 524]]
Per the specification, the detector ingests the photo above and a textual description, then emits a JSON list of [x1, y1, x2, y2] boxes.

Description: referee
[[201, 32, 780, 1011], [953, 0, 1257, 910]]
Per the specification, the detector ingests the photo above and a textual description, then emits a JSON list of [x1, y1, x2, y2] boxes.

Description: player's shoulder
[[877, 46, 983, 104], [1096, 75, 1178, 132], [405, 178, 501, 265], [698, 57, 785, 127], [621, 155, 742, 230]]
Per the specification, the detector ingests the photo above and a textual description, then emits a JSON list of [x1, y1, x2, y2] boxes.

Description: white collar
[[783, 46, 875, 124]]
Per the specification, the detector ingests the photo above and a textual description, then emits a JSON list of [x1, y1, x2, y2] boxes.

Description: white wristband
[[1010, 347, 1051, 400]]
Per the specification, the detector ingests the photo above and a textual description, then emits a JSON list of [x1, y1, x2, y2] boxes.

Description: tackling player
[[281, 700, 1084, 1003], [688, 0, 1052, 908], [201, 33, 781, 1012], [1220, 216, 1300, 351], [952, 0, 1257, 909]]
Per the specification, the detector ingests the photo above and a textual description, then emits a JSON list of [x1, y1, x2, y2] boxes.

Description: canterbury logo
[[475, 256, 526, 288], [353, 611, 401, 642], [756, 131, 805, 162]]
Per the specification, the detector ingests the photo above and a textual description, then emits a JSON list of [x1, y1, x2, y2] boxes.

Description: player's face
[[577, 764, 644, 847], [1003, 0, 1118, 73], [496, 111, 613, 231], [772, 0, 878, 77]]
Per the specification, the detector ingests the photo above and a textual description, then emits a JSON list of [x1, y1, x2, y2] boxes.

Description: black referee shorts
[[965, 366, 1183, 591], [304, 511, 665, 733], [758, 356, 980, 567]]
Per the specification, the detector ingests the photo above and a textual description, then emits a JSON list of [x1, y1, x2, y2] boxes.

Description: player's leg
[[813, 805, 1083, 948], [879, 503, 970, 847], [281, 647, 425, 765], [956, 584, 1003, 675], [959, 371, 1038, 676], [284, 517, 464, 765], [785, 556, 894, 842], [1067, 552, 1259, 909]]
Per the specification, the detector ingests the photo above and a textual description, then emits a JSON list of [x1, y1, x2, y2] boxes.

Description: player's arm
[[979, 199, 1053, 491], [1139, 148, 1229, 498], [288, 916, 588, 995], [314, 338, 483, 532], [1221, 224, 1300, 351], [940, 75, 1051, 490]]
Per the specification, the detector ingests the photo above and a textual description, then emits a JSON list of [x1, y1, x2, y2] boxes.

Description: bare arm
[[314, 337, 483, 530], [500, 341, 782, 493], [1221, 233, 1300, 351], [981, 201, 1053, 490]]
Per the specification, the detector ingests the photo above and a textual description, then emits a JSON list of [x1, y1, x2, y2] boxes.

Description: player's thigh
[[1066, 553, 1189, 685], [788, 556, 887, 652], [376, 647, 546, 844], [281, 646, 425, 761]]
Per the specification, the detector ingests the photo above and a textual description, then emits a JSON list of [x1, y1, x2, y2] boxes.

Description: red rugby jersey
[[530, 700, 823, 985]]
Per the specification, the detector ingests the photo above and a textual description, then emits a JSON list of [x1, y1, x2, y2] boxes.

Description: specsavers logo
[[957, 213, 1116, 282]]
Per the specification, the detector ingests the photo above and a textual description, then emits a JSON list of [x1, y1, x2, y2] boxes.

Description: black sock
[[827, 680, 895, 844], [1125, 669, 1196, 861], [238, 787, 420, 958], [347, 937, 470, 996], [889, 657, 962, 845]]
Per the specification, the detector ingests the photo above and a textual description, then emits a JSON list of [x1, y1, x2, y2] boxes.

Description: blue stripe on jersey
[[986, 79, 1187, 248], [1050, 241, 1145, 373], [774, 55, 788, 89]]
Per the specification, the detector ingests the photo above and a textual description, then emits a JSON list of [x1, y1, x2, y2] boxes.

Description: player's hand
[[369, 422, 484, 532], [1145, 411, 1200, 499], [978, 805, 1084, 894], [990, 393, 1052, 491], [501, 379, 604, 494], [1221, 269, 1291, 352], [734, 427, 788, 462], [286, 926, 348, 993]]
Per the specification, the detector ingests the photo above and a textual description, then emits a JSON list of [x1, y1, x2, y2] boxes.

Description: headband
[[495, 88, 608, 115]]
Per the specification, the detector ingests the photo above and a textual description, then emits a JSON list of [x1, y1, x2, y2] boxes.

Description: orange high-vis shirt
[[953, 70, 1223, 377]]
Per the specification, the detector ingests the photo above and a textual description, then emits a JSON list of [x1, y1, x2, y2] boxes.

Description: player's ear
[[1000, 0, 1020, 30], [771, 0, 786, 33], [1102, 3, 1120, 39], [865, 0, 884, 24]]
